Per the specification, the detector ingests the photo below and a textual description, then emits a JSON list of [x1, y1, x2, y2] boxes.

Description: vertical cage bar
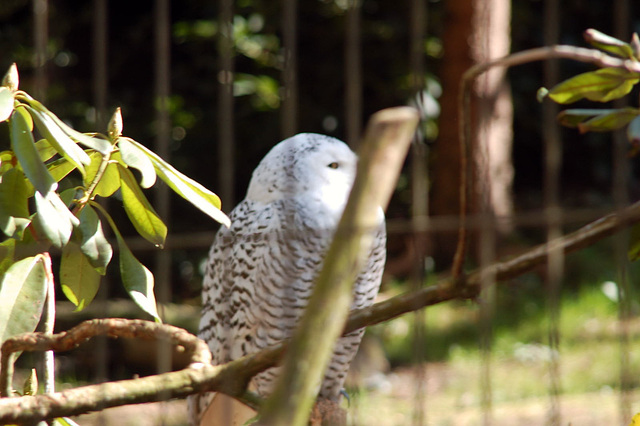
[[92, 0, 110, 391], [612, 0, 632, 423], [543, 0, 562, 424], [32, 0, 48, 101], [153, 0, 172, 400], [218, 0, 235, 209], [409, 0, 428, 425], [344, 0, 362, 148], [281, 0, 298, 138]]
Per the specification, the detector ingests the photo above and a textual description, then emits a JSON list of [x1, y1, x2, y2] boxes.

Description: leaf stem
[[74, 150, 113, 214]]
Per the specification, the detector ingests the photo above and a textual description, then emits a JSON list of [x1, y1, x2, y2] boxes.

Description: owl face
[[247, 133, 357, 211]]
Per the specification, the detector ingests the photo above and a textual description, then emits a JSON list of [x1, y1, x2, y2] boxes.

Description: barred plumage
[[189, 133, 386, 425]]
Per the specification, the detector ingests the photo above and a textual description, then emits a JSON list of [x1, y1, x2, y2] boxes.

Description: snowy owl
[[189, 133, 386, 425]]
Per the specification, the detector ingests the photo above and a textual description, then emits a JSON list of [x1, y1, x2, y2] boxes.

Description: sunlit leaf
[[35, 139, 58, 162], [77, 205, 112, 274], [548, 67, 640, 104], [47, 157, 77, 183], [0, 255, 47, 345], [23, 368, 38, 396], [584, 29, 635, 59], [629, 412, 640, 426], [0, 238, 16, 276], [557, 108, 640, 133], [128, 139, 230, 227], [0, 167, 31, 237], [32, 191, 79, 248], [10, 108, 56, 195], [85, 151, 120, 198], [118, 137, 156, 188], [60, 241, 101, 310], [26, 105, 90, 176], [54, 417, 81, 426], [0, 86, 14, 122], [118, 164, 166, 247], [92, 202, 160, 322], [23, 97, 112, 154]]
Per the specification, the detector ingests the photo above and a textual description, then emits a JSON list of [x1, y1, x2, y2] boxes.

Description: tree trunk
[[431, 0, 513, 267]]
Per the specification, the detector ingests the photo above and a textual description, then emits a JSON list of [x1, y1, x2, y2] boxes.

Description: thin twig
[[41, 253, 55, 396], [451, 44, 640, 279]]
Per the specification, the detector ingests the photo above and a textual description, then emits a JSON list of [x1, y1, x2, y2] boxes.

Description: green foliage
[[0, 64, 229, 356], [539, 29, 640, 262]]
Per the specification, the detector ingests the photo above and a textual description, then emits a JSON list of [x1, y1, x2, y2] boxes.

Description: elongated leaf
[[0, 86, 14, 122], [118, 164, 166, 247], [0, 238, 16, 276], [23, 98, 113, 154], [35, 139, 58, 162], [32, 191, 79, 248], [584, 29, 635, 59], [118, 137, 156, 188], [92, 202, 160, 321], [47, 157, 77, 183], [0, 255, 47, 344], [10, 108, 56, 195], [77, 205, 112, 274], [577, 108, 640, 133], [60, 242, 101, 310], [128, 139, 230, 227], [85, 151, 120, 198], [26, 105, 90, 176], [0, 167, 31, 237], [549, 67, 640, 104], [557, 108, 640, 133]]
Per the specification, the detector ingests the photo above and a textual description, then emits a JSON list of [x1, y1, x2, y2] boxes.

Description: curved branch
[[451, 44, 640, 278]]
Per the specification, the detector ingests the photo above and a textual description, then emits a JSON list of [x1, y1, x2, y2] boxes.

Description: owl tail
[[198, 393, 257, 426]]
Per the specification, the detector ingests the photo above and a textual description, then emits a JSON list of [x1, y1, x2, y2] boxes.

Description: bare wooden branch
[[451, 44, 640, 279], [1, 199, 640, 423], [259, 106, 420, 426]]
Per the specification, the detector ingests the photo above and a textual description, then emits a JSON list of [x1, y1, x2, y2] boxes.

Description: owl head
[[246, 133, 357, 209]]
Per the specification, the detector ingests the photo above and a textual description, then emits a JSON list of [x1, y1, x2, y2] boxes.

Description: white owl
[[189, 133, 386, 425]]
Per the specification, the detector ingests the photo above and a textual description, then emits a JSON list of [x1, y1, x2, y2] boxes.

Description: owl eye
[[327, 162, 339, 169]]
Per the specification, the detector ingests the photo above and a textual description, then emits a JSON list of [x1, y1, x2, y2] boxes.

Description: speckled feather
[[189, 133, 386, 423]]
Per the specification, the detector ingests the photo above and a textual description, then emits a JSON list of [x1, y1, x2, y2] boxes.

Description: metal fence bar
[[345, 0, 362, 149], [32, 0, 48, 102], [281, 0, 298, 138], [218, 0, 236, 210]]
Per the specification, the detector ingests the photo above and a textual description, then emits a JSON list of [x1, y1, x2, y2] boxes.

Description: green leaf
[[92, 202, 160, 321], [35, 139, 58, 162], [54, 417, 81, 426], [557, 108, 640, 132], [10, 108, 56, 195], [26, 105, 90, 176], [0, 167, 31, 237], [77, 205, 113, 274], [0, 86, 14, 122], [548, 67, 640, 104], [23, 98, 113, 155], [85, 151, 120, 198], [47, 157, 77, 183], [584, 29, 636, 59], [118, 164, 167, 247], [127, 139, 230, 227], [118, 137, 156, 188], [32, 191, 79, 248], [0, 238, 16, 276], [0, 255, 47, 345], [60, 241, 101, 310]]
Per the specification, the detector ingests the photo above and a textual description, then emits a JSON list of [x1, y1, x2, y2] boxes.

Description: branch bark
[[1, 199, 640, 423]]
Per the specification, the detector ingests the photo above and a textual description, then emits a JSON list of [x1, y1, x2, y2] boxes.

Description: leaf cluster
[[0, 64, 229, 350], [540, 29, 640, 142]]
